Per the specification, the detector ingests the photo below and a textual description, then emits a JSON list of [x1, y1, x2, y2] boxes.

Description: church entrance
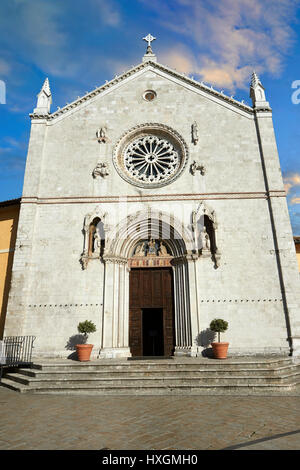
[[142, 308, 164, 356], [129, 268, 175, 357]]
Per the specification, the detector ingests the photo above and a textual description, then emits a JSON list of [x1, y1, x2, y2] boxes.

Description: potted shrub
[[76, 320, 97, 362], [210, 318, 229, 359]]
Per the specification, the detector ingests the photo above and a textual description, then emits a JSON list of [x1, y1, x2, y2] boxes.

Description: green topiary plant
[[209, 318, 228, 343], [77, 320, 97, 342]]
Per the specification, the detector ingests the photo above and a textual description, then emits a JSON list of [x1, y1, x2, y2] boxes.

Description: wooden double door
[[129, 268, 175, 357]]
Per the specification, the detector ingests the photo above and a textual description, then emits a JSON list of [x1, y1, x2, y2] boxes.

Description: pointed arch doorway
[[100, 212, 196, 359], [129, 266, 175, 357]]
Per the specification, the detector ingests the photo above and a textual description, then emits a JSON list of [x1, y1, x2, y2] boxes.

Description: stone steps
[[7, 364, 299, 379], [1, 357, 299, 395], [3, 371, 300, 387], [31, 357, 292, 371]]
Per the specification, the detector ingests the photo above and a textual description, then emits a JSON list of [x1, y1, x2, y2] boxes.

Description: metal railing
[[0, 336, 36, 382]]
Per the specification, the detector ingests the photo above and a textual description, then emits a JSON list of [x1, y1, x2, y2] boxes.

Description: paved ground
[[0, 387, 299, 450]]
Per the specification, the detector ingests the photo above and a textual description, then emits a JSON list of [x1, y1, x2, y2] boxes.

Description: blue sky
[[0, 0, 299, 233]]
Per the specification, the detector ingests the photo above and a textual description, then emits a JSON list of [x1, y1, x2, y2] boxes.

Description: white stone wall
[[4, 66, 300, 357]]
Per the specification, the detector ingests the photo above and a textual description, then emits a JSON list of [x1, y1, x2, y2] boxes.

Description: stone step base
[[4, 372, 300, 387], [14, 364, 299, 379], [1, 357, 299, 396], [1, 378, 298, 396], [31, 357, 293, 371]]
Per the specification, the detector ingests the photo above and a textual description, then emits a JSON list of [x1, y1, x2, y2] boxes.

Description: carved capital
[[103, 254, 128, 265]]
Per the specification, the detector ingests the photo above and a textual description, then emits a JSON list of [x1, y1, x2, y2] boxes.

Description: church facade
[[4, 38, 300, 358]]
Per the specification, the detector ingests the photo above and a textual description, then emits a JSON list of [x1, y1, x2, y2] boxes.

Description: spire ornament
[[250, 71, 271, 110], [142, 33, 157, 63], [33, 77, 52, 115]]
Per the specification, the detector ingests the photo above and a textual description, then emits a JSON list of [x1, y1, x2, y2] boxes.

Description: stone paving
[[0, 386, 299, 450]]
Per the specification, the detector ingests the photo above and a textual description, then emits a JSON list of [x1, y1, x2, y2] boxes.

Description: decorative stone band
[[102, 255, 128, 265], [21, 190, 286, 205], [129, 257, 172, 268], [24, 298, 282, 307]]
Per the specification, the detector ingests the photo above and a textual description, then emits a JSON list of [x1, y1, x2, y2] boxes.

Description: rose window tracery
[[113, 124, 189, 189], [124, 136, 179, 184]]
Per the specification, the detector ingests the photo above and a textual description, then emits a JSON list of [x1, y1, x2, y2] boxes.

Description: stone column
[[186, 255, 201, 356], [173, 258, 193, 356], [99, 257, 131, 358]]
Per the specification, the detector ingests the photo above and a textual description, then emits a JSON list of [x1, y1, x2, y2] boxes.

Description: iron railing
[[0, 336, 36, 381]]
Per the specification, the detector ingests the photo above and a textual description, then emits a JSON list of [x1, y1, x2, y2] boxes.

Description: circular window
[[143, 90, 156, 101], [124, 135, 179, 184], [113, 124, 189, 188]]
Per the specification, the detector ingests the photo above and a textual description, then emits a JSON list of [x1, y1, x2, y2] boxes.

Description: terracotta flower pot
[[211, 342, 229, 359], [76, 344, 93, 362]]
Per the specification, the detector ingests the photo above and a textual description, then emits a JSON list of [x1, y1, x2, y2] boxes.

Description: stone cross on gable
[[143, 33, 156, 48], [142, 34, 157, 63]]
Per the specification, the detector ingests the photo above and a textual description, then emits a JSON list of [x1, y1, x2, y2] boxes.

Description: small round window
[[143, 90, 156, 101]]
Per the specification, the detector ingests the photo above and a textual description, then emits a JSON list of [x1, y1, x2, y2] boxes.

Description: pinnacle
[[42, 77, 51, 96], [251, 71, 262, 88]]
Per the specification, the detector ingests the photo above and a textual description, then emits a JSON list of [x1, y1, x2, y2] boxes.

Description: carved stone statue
[[192, 121, 199, 145], [158, 241, 168, 256], [134, 243, 145, 257], [201, 226, 210, 251], [190, 161, 206, 176], [93, 229, 102, 254], [147, 239, 156, 256], [92, 162, 109, 179], [96, 127, 107, 143]]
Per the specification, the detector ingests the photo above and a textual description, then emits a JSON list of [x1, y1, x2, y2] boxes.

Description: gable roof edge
[[29, 61, 254, 121]]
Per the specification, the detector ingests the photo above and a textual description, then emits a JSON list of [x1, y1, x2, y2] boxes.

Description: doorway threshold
[[128, 356, 174, 361]]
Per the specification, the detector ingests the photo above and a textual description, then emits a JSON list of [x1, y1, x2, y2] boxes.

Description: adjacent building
[[0, 198, 20, 338]]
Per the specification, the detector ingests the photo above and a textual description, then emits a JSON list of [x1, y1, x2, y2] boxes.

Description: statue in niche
[[158, 241, 168, 256], [134, 243, 145, 257], [200, 226, 211, 252], [147, 239, 157, 256], [93, 229, 101, 254]]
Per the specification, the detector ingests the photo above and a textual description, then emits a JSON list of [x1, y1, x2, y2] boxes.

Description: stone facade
[[4, 44, 300, 358]]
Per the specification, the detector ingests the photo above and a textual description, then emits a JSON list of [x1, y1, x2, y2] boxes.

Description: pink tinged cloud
[[144, 0, 299, 90], [291, 197, 300, 204], [283, 173, 300, 197]]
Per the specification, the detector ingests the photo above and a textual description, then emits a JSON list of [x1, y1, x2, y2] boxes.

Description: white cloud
[[141, 0, 299, 91]]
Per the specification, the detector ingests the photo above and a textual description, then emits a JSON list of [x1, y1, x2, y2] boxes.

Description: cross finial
[[143, 33, 156, 48], [142, 33, 157, 62]]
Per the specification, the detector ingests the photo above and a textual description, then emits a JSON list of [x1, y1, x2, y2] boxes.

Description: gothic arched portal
[[99, 213, 197, 359]]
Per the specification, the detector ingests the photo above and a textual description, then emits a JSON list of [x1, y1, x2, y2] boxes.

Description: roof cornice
[[29, 61, 254, 121]]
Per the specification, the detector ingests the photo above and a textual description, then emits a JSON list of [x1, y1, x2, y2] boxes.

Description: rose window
[[124, 136, 179, 184], [113, 124, 189, 188]]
